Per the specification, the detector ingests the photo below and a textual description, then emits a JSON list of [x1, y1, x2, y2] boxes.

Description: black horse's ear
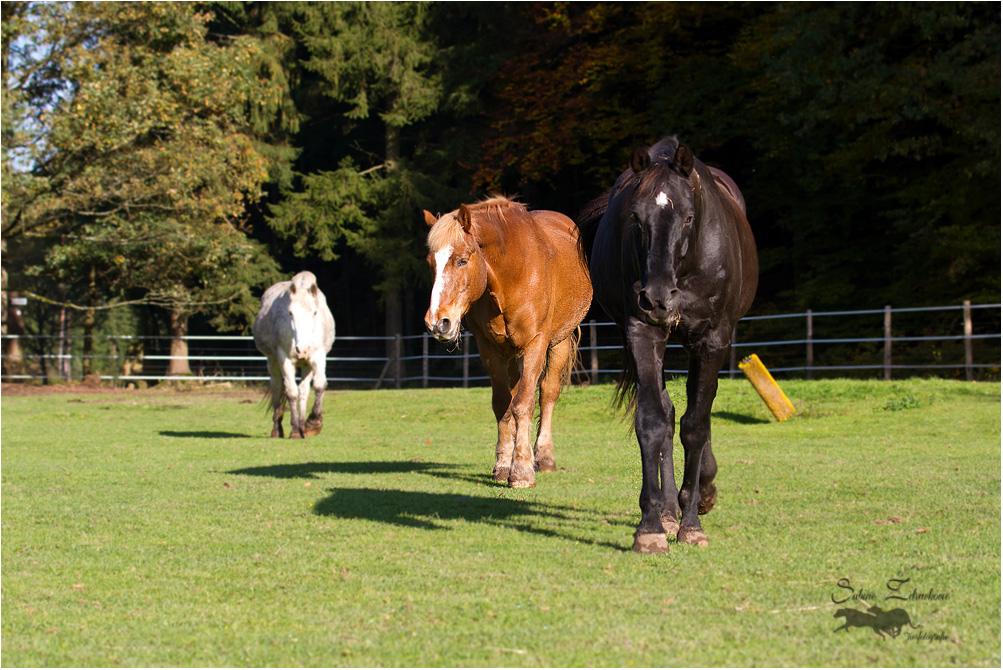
[[630, 145, 651, 174], [458, 203, 474, 233], [674, 144, 694, 176]]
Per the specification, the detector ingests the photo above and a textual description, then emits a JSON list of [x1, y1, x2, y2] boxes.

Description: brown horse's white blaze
[[423, 199, 592, 488], [424, 209, 486, 345]]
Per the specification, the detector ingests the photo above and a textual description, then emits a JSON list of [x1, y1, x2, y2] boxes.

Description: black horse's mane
[[575, 136, 683, 267]]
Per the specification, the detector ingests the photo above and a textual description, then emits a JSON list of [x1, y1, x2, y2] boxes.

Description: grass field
[[1, 378, 999, 667]]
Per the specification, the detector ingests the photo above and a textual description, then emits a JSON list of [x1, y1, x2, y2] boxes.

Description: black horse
[[578, 137, 758, 553]]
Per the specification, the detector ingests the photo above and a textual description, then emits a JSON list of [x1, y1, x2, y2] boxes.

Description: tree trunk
[[2, 291, 25, 378], [167, 305, 191, 376], [384, 122, 404, 382], [82, 265, 96, 375]]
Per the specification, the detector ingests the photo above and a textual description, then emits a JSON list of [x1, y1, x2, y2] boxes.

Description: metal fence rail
[[2, 302, 999, 387]]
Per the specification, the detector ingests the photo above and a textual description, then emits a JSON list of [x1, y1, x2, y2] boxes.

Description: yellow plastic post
[[738, 354, 796, 422]]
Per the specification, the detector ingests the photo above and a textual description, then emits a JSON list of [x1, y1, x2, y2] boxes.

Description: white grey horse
[[253, 272, 335, 439]]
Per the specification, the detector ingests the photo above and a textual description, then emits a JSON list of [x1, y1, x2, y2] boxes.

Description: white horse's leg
[[294, 366, 313, 439], [266, 357, 285, 438], [304, 356, 326, 436], [280, 355, 304, 439]]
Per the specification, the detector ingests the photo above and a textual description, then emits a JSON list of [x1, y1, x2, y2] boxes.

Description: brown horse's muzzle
[[425, 313, 461, 344]]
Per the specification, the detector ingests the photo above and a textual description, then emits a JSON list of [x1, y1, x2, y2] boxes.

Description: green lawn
[[2, 378, 999, 667]]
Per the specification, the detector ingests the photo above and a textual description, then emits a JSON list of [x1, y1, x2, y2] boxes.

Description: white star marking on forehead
[[655, 191, 671, 208]]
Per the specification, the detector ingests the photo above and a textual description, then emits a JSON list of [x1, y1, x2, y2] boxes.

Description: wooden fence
[[2, 302, 999, 387]]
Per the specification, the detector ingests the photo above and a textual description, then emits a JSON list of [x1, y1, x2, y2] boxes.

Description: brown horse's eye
[[457, 258, 468, 267]]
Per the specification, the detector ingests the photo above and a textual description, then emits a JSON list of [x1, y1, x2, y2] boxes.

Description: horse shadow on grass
[[228, 459, 461, 480], [161, 430, 257, 439], [711, 411, 771, 425], [313, 485, 625, 551], [227, 460, 627, 551]]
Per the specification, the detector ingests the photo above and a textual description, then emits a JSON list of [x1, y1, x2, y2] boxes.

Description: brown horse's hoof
[[698, 483, 718, 515], [677, 526, 709, 546], [508, 460, 535, 488], [535, 457, 557, 473], [270, 428, 283, 438], [492, 467, 510, 482], [289, 429, 304, 440], [633, 532, 670, 554], [660, 514, 680, 537], [303, 420, 323, 437]]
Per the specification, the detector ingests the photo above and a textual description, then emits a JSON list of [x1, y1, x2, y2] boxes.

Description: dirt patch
[[1, 381, 263, 401]]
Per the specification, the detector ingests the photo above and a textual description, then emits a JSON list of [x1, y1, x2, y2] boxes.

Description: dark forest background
[[2, 2, 999, 374]]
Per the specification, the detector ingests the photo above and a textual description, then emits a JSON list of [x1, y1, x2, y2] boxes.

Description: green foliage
[[295, 2, 442, 127], [261, 2, 450, 310], [735, 2, 1001, 308], [2, 2, 286, 329], [472, 2, 1000, 311], [1, 380, 999, 665]]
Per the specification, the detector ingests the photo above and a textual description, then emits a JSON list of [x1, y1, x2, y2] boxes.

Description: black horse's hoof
[[677, 526, 709, 546], [698, 483, 717, 515], [633, 532, 670, 554]]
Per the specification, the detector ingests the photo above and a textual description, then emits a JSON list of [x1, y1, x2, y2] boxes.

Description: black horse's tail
[[575, 191, 609, 267], [612, 331, 639, 422], [576, 190, 642, 422]]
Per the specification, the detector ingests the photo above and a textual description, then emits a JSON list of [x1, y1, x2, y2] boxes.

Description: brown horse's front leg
[[474, 335, 518, 482], [508, 340, 549, 488], [534, 337, 572, 472]]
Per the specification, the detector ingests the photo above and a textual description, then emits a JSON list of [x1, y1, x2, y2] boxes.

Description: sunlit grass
[[2, 379, 999, 666]]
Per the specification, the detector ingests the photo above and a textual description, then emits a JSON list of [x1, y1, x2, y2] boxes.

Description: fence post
[[462, 333, 470, 389], [963, 300, 973, 382], [590, 320, 599, 385], [729, 325, 737, 378], [422, 333, 429, 389], [394, 334, 402, 390], [806, 309, 814, 380], [884, 305, 892, 381]]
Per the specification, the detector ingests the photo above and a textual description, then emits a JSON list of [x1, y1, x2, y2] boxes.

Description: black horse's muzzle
[[635, 282, 682, 327]]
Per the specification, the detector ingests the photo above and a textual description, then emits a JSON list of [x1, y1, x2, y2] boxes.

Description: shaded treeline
[[2, 2, 998, 371]]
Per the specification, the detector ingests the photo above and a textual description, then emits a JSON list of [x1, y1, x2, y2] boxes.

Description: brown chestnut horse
[[423, 197, 592, 488]]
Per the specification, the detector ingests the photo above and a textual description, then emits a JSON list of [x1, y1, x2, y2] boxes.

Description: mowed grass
[[1, 378, 999, 667]]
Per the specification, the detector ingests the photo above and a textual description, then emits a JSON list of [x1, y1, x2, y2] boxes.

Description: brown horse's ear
[[423, 210, 437, 228], [458, 203, 474, 233], [630, 145, 651, 174], [674, 144, 694, 177]]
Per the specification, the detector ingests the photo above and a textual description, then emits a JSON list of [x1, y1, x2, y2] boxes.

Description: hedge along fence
[[1, 303, 1000, 387]]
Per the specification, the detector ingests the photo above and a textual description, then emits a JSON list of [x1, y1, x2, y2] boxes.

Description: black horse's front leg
[[676, 345, 728, 545], [627, 319, 673, 553]]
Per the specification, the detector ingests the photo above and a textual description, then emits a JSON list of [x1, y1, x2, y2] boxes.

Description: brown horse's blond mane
[[426, 196, 524, 252]]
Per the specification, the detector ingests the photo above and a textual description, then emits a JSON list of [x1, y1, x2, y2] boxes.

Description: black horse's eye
[[684, 215, 694, 225]]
